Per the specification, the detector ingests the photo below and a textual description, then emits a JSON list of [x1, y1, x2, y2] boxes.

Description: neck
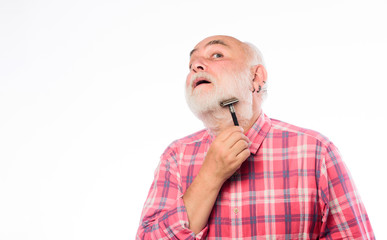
[[200, 107, 262, 136]]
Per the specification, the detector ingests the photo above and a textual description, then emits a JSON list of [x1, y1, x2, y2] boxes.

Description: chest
[[179, 142, 322, 238]]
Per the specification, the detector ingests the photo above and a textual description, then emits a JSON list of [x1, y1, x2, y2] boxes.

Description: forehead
[[190, 36, 245, 57]]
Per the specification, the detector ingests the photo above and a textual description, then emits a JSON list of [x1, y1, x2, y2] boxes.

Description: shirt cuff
[[159, 196, 208, 239]]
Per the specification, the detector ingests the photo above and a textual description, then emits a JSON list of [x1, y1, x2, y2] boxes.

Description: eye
[[212, 53, 223, 59]]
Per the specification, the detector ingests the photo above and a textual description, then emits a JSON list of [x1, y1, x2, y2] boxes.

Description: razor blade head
[[220, 98, 239, 107]]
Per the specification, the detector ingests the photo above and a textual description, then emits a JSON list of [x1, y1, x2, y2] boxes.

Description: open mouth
[[193, 78, 212, 88]]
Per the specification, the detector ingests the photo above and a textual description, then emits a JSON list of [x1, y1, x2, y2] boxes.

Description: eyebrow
[[189, 39, 229, 57]]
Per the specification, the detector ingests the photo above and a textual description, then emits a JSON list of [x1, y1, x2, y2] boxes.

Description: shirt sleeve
[[136, 145, 209, 240], [318, 142, 375, 239]]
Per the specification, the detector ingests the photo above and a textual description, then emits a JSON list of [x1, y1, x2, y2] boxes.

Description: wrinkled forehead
[[190, 35, 246, 57]]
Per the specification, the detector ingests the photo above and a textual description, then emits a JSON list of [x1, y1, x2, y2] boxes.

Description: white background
[[1, 0, 386, 239]]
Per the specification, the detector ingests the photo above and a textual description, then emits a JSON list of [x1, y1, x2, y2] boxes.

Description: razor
[[220, 98, 239, 126]]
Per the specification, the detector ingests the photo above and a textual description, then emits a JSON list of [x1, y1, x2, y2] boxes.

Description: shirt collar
[[246, 112, 272, 155], [205, 112, 272, 155]]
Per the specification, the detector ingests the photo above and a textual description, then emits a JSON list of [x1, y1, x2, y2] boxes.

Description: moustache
[[189, 72, 217, 89]]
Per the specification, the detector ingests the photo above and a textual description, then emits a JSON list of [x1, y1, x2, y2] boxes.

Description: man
[[136, 35, 374, 239]]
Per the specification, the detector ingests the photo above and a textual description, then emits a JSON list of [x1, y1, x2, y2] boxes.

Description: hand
[[199, 126, 251, 187]]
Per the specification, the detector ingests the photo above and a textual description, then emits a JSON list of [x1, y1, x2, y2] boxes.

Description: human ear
[[251, 64, 267, 92]]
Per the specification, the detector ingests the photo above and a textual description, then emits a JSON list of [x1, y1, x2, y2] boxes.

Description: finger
[[216, 126, 244, 141], [224, 131, 250, 149], [235, 148, 251, 163], [228, 147, 250, 171], [230, 139, 250, 156]]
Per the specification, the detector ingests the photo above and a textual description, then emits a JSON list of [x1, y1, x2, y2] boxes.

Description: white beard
[[185, 67, 254, 134]]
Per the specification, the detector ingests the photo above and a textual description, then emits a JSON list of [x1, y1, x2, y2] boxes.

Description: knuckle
[[243, 149, 251, 158], [226, 154, 235, 163], [242, 141, 249, 148]]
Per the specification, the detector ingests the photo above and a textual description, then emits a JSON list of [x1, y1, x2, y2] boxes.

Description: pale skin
[[182, 36, 268, 234]]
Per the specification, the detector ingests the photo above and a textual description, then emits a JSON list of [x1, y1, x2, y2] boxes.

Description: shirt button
[[234, 208, 239, 215]]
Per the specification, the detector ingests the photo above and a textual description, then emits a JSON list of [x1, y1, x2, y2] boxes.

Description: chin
[[186, 91, 254, 134], [186, 90, 218, 115]]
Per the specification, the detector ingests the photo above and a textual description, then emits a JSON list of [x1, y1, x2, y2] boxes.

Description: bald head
[[190, 35, 264, 67]]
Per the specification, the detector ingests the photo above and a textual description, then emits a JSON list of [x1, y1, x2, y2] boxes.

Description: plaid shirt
[[137, 113, 374, 239]]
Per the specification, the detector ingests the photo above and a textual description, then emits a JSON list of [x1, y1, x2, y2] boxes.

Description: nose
[[191, 58, 207, 73]]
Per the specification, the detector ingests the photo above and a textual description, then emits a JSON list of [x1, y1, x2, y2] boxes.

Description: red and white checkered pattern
[[137, 113, 374, 239]]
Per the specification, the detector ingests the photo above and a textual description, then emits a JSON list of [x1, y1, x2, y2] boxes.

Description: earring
[[252, 86, 262, 93]]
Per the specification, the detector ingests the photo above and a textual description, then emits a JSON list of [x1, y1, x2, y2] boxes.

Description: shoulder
[[161, 128, 210, 157], [269, 117, 333, 147]]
